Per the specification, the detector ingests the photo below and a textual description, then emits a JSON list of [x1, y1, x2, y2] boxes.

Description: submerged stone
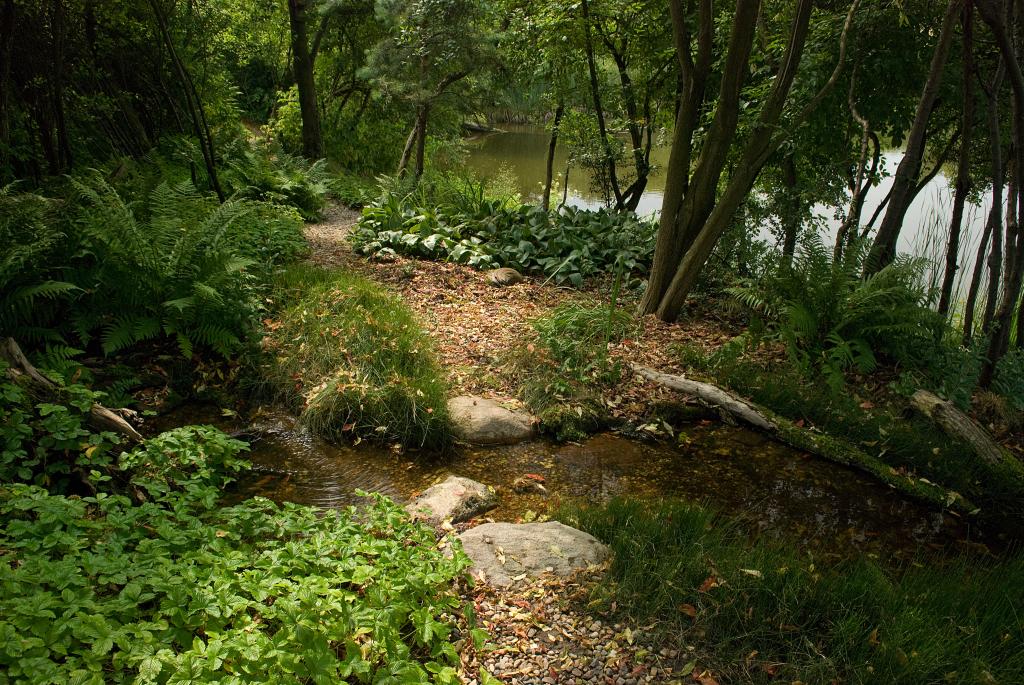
[[458, 521, 610, 586], [406, 475, 498, 526], [447, 396, 535, 445]]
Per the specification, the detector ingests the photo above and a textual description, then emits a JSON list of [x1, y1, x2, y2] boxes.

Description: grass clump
[[510, 302, 634, 441], [562, 497, 1024, 684], [262, 266, 452, 450]]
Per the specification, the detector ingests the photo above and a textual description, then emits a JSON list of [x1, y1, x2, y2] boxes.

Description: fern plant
[[221, 139, 331, 221], [729, 234, 943, 388], [68, 172, 267, 357], [0, 184, 79, 342]]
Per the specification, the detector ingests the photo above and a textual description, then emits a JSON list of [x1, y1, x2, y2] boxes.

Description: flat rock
[[486, 267, 524, 286], [458, 521, 610, 586], [406, 475, 498, 526], [448, 396, 535, 445]]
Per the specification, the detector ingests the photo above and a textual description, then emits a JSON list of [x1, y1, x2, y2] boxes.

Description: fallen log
[[910, 389, 1024, 475], [630, 363, 975, 513], [2, 337, 144, 443]]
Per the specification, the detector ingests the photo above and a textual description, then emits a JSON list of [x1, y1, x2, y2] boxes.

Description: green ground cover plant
[[563, 497, 1024, 684], [260, 265, 452, 450], [0, 397, 475, 684], [349, 174, 656, 285]]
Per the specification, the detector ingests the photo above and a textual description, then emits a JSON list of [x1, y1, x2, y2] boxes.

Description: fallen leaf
[[679, 603, 697, 618]]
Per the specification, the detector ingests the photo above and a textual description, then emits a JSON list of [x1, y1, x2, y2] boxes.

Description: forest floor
[[304, 205, 738, 423], [305, 206, 723, 684]]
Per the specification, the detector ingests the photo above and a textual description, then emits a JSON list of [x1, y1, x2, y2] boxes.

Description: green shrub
[[0, 185, 78, 341], [221, 138, 332, 221], [562, 497, 1024, 684], [729, 235, 943, 389], [261, 267, 452, 450], [58, 173, 306, 357]]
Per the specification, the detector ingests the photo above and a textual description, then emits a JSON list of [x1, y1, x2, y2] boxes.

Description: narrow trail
[[302, 204, 736, 408], [302, 206, 706, 683]]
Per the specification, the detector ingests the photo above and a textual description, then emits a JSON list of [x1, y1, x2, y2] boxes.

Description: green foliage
[[0, 364, 121, 489], [510, 303, 635, 441], [221, 139, 333, 221], [0, 173, 306, 358], [0, 423, 472, 684], [993, 348, 1024, 411], [0, 185, 79, 341], [261, 266, 452, 450], [563, 498, 1024, 684], [728, 235, 943, 389], [351, 174, 656, 285], [68, 174, 264, 357]]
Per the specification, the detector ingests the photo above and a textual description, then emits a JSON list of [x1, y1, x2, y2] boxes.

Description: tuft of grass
[[561, 498, 1024, 684], [261, 266, 452, 451], [509, 303, 635, 441]]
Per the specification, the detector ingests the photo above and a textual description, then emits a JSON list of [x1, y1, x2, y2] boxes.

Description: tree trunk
[[580, 0, 621, 207], [288, 0, 323, 160], [938, 1, 975, 318], [148, 0, 224, 201], [541, 102, 564, 211], [911, 389, 1023, 474], [397, 123, 416, 176], [978, 0, 1024, 387], [413, 103, 429, 181], [866, 0, 959, 274], [0, 0, 14, 171], [640, 0, 760, 315]]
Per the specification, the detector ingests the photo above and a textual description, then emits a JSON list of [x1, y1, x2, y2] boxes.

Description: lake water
[[465, 125, 994, 306]]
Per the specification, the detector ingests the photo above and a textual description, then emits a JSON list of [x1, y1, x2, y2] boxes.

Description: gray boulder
[[458, 521, 610, 586], [406, 475, 498, 526], [447, 396, 535, 445]]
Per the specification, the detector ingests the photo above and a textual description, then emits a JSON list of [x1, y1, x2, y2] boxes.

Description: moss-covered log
[[631, 363, 975, 514]]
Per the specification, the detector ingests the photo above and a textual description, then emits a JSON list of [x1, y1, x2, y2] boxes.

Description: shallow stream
[[157, 405, 995, 564]]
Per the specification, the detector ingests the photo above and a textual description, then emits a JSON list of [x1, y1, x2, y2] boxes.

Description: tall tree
[[367, 0, 489, 180], [640, 0, 860, 321], [288, 0, 324, 159], [866, 0, 960, 274]]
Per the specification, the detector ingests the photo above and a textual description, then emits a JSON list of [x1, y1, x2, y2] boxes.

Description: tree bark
[[413, 103, 429, 180], [867, 0, 960, 274], [938, 1, 975, 318], [640, 0, 759, 315], [580, 0, 622, 207], [0, 0, 14, 171], [288, 0, 323, 160], [542, 102, 564, 211], [780, 153, 800, 263]]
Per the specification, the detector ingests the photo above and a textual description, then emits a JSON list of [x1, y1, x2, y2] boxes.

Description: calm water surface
[[156, 405, 993, 564]]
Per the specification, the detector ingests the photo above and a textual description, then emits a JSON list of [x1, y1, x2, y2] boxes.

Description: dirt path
[[303, 205, 736, 406]]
